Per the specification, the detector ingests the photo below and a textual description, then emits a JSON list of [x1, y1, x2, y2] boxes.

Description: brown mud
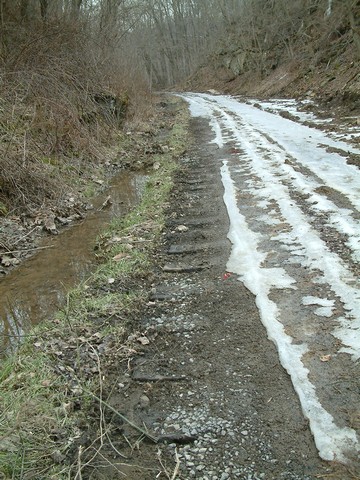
[[81, 113, 357, 479]]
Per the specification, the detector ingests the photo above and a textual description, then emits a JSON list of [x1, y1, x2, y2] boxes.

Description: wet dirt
[[90, 115, 355, 479], [0, 171, 146, 355], [2, 97, 357, 479]]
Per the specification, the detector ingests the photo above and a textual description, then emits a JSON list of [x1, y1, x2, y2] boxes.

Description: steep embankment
[[187, 2, 360, 113]]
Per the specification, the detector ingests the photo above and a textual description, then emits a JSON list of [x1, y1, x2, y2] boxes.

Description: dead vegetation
[[187, 0, 360, 105], [0, 2, 152, 218], [0, 98, 189, 479], [0, 31, 125, 214]]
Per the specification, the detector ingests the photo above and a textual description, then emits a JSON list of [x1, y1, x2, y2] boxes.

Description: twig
[[64, 292, 73, 331], [98, 195, 112, 211], [171, 448, 180, 480], [75, 446, 83, 480], [94, 449, 127, 477], [19, 438, 26, 480], [2, 245, 54, 255], [157, 448, 171, 480], [12, 225, 39, 246], [23, 131, 27, 167], [105, 432, 128, 459], [0, 241, 11, 252], [86, 389, 158, 443], [131, 374, 187, 382]]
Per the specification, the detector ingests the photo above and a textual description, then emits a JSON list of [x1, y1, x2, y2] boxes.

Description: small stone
[[139, 395, 150, 409]]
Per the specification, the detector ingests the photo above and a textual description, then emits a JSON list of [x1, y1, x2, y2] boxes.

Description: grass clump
[[0, 96, 189, 479]]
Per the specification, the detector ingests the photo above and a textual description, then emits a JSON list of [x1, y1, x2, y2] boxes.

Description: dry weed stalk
[[0, 15, 152, 216], [70, 340, 151, 479]]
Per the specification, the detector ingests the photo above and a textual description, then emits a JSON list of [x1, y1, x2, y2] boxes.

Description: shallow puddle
[[0, 171, 146, 355]]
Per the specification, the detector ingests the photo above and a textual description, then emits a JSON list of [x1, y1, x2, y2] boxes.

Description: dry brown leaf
[[320, 354, 331, 362], [112, 253, 129, 262]]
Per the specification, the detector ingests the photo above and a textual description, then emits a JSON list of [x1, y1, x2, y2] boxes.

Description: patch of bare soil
[[88, 117, 358, 479]]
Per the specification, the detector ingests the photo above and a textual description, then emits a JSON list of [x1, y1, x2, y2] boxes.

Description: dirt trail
[[107, 114, 346, 480]]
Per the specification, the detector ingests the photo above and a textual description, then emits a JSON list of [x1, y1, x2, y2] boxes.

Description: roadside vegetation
[[0, 0, 155, 272], [0, 97, 189, 479], [1, 0, 359, 478]]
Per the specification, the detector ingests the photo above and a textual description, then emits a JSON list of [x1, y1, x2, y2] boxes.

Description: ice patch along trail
[[181, 93, 360, 465]]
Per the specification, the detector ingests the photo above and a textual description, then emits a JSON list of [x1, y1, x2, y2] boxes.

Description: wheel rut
[[116, 116, 331, 479]]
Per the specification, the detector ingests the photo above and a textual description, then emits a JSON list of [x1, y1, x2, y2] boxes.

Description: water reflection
[[0, 172, 146, 355]]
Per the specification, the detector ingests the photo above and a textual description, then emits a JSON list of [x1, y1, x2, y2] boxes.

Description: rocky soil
[[92, 113, 358, 480], [1, 96, 358, 479]]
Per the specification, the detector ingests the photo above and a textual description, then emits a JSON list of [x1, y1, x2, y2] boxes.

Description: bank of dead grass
[[0, 18, 153, 217], [0, 97, 189, 479]]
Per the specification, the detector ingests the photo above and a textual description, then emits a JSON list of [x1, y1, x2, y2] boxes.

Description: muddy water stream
[[0, 172, 146, 355]]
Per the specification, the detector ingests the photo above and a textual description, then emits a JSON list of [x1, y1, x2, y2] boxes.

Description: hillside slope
[[187, 1, 360, 113]]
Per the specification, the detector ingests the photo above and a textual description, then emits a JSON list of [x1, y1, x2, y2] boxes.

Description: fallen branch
[[2, 245, 54, 255], [132, 373, 187, 382]]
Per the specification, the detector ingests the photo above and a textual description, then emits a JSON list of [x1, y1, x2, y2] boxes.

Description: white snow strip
[[202, 98, 360, 360], [302, 296, 335, 307], [186, 93, 360, 211], [209, 116, 224, 148], [182, 93, 360, 359], [220, 160, 360, 463], [187, 94, 360, 264]]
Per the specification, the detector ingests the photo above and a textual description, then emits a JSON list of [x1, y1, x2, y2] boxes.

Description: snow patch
[[183, 92, 360, 462], [220, 160, 360, 463], [302, 296, 336, 317]]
